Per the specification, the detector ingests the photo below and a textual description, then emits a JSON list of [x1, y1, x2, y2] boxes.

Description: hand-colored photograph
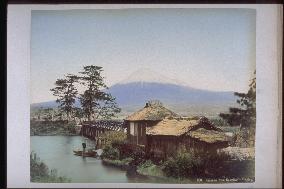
[[30, 8, 256, 183]]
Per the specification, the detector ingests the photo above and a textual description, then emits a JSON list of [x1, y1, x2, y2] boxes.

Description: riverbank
[[30, 120, 79, 136], [136, 163, 166, 178], [136, 160, 254, 184]]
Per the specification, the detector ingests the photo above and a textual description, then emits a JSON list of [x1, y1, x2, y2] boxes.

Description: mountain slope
[[108, 82, 236, 107], [31, 82, 235, 108]]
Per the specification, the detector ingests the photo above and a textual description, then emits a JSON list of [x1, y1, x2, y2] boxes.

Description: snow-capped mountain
[[31, 68, 237, 114], [118, 68, 188, 87]]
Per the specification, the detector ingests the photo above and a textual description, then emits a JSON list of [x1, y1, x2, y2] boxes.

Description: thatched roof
[[146, 116, 230, 143], [146, 116, 218, 136], [146, 117, 198, 136], [125, 101, 179, 121], [188, 128, 231, 143]]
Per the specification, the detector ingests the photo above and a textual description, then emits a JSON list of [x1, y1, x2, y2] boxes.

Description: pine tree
[[220, 71, 256, 129], [220, 71, 256, 147], [79, 65, 120, 121], [50, 74, 78, 122]]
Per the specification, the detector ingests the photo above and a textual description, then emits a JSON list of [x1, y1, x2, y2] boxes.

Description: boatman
[[82, 142, 86, 157], [82, 142, 86, 150]]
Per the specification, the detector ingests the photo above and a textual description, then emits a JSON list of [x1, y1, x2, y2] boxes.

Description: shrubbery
[[210, 118, 230, 127], [162, 150, 233, 179], [116, 143, 146, 166], [99, 131, 127, 148], [162, 152, 204, 178], [100, 132, 146, 167], [30, 120, 77, 136], [140, 160, 155, 169], [137, 160, 165, 178], [64, 122, 77, 134], [233, 128, 255, 148], [162, 149, 254, 180], [101, 146, 120, 160]]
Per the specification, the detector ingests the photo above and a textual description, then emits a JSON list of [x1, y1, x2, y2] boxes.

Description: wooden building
[[124, 100, 178, 145], [146, 116, 231, 159]]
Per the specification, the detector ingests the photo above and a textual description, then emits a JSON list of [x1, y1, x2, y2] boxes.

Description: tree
[[42, 108, 54, 121], [73, 107, 85, 124], [78, 65, 120, 121], [219, 71, 256, 129], [50, 74, 78, 122], [220, 71, 256, 147]]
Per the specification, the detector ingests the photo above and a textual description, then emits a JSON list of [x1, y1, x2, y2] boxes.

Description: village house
[[125, 101, 231, 159], [146, 116, 231, 159], [124, 100, 178, 146]]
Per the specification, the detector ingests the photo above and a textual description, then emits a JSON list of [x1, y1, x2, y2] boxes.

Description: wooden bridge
[[80, 120, 126, 141]]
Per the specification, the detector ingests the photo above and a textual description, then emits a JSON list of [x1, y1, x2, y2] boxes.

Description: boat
[[73, 149, 98, 157]]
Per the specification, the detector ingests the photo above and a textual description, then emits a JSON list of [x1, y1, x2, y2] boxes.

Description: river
[[31, 136, 167, 183]]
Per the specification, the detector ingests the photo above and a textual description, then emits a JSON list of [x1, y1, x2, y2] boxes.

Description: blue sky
[[31, 8, 256, 103]]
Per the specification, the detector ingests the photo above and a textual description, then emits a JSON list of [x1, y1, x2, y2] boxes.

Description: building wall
[[127, 121, 147, 146]]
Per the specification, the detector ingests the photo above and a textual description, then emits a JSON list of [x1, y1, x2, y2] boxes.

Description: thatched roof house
[[125, 100, 179, 145], [146, 116, 229, 143], [146, 116, 231, 159]]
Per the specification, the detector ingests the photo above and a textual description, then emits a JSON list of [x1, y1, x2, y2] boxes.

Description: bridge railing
[[81, 120, 127, 140]]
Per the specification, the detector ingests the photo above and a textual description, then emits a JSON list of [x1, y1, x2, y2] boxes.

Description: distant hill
[[31, 99, 81, 109]]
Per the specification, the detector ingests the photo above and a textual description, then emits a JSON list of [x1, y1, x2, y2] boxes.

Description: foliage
[[73, 107, 85, 123], [209, 118, 230, 127], [219, 71, 256, 147], [162, 150, 231, 179], [30, 120, 77, 136], [30, 152, 70, 183], [101, 146, 120, 160], [101, 140, 146, 167], [137, 160, 165, 178], [233, 128, 255, 147], [220, 71, 256, 129], [115, 143, 146, 166], [163, 152, 200, 178], [64, 122, 77, 134], [78, 65, 121, 121], [139, 160, 155, 169], [100, 131, 145, 167], [49, 65, 121, 121], [161, 150, 254, 180], [102, 157, 133, 169], [50, 74, 78, 121], [99, 131, 127, 148]]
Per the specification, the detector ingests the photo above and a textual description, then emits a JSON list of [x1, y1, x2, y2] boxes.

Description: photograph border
[[6, 3, 283, 188]]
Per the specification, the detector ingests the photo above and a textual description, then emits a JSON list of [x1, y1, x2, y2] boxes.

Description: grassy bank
[[30, 120, 79, 136], [136, 161, 165, 178]]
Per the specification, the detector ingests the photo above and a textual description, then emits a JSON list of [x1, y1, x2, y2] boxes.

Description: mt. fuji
[[108, 68, 236, 109], [119, 68, 187, 87]]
